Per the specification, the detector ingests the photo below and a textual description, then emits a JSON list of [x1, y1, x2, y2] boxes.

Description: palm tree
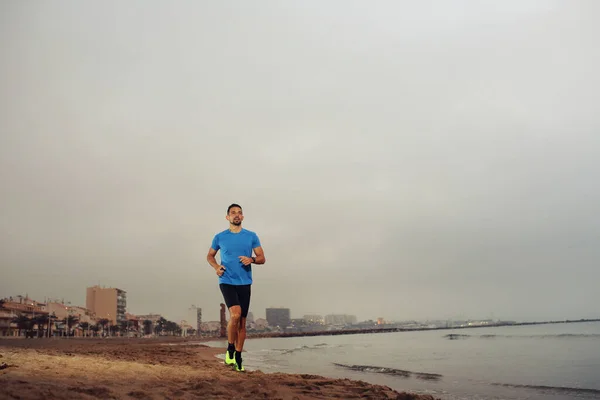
[[164, 321, 172, 336], [80, 322, 90, 337], [143, 320, 152, 336], [154, 317, 167, 336], [66, 315, 79, 337], [48, 312, 57, 337], [166, 321, 181, 336], [98, 318, 110, 337], [12, 314, 32, 337], [109, 325, 119, 336], [119, 320, 129, 337], [129, 319, 139, 336], [34, 314, 49, 338], [90, 324, 100, 337]]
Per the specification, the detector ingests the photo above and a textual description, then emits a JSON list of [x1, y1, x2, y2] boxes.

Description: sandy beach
[[0, 337, 439, 400]]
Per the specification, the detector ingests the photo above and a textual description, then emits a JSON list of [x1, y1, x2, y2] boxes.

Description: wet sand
[[0, 337, 439, 399]]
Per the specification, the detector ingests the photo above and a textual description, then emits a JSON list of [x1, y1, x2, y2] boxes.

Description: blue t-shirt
[[211, 228, 261, 285]]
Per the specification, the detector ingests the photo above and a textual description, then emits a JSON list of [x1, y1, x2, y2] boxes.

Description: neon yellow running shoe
[[225, 350, 236, 366], [235, 358, 245, 372]]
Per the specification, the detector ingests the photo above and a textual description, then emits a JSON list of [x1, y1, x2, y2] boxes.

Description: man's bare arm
[[253, 246, 266, 264], [207, 248, 225, 276], [239, 246, 266, 266]]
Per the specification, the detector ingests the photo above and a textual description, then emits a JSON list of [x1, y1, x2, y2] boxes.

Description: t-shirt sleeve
[[252, 233, 261, 248], [211, 234, 220, 251]]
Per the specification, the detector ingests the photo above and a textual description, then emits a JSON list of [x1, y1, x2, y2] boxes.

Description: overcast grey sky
[[1, 1, 599, 324]]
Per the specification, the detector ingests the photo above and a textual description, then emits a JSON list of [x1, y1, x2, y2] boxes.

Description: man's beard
[[231, 219, 241, 226]]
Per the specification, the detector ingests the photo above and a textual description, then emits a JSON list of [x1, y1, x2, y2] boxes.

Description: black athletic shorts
[[219, 284, 251, 318]]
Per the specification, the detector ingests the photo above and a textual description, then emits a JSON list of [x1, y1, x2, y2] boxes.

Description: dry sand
[[0, 337, 439, 399]]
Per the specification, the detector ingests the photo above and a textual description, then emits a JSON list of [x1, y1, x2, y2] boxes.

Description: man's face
[[227, 207, 243, 226]]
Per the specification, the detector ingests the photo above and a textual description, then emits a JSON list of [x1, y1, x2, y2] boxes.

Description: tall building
[[189, 305, 202, 333], [86, 286, 127, 325], [324, 314, 357, 325], [303, 314, 324, 324], [196, 308, 202, 332], [266, 307, 290, 328]]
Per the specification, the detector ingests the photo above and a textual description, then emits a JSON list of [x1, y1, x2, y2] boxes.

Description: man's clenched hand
[[239, 256, 253, 266]]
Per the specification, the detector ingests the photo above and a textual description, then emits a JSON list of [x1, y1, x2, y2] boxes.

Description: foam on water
[[444, 333, 600, 340], [333, 362, 443, 381]]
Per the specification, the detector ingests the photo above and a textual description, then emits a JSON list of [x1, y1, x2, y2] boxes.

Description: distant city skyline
[[1, 288, 594, 325]]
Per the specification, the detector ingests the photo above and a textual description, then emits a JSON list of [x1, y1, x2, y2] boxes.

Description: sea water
[[205, 321, 600, 399]]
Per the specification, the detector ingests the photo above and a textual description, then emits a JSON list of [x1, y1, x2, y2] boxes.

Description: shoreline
[[243, 317, 600, 340], [0, 337, 440, 400]]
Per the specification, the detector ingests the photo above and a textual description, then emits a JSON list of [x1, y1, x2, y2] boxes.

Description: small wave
[[478, 333, 600, 339], [333, 363, 442, 381], [274, 343, 338, 354], [555, 333, 600, 338], [281, 345, 311, 354], [444, 334, 470, 340], [492, 382, 600, 396]]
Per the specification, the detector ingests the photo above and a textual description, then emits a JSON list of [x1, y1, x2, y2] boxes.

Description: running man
[[207, 203, 265, 371]]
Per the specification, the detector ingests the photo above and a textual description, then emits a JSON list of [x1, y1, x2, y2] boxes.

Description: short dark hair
[[227, 203, 242, 214]]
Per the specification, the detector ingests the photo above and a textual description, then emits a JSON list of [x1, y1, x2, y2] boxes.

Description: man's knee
[[229, 306, 242, 321]]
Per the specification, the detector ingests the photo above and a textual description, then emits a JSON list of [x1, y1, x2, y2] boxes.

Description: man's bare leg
[[235, 317, 247, 353], [228, 306, 242, 347]]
